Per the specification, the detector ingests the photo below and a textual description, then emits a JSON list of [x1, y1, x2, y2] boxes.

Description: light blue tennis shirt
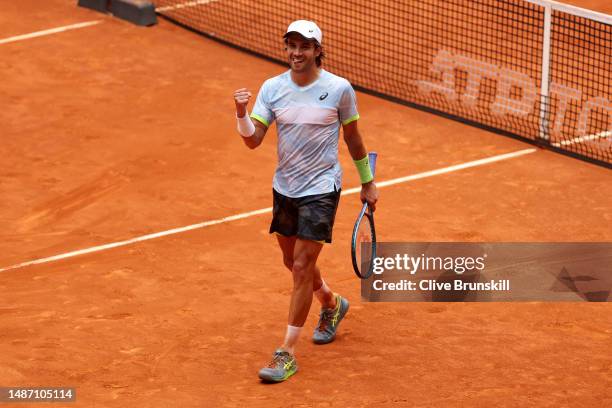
[[251, 69, 360, 198]]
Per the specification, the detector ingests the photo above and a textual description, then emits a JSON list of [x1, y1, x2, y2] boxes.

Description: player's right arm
[[234, 88, 267, 149]]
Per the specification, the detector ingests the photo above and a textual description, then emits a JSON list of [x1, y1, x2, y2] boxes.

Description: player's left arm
[[342, 120, 378, 211]]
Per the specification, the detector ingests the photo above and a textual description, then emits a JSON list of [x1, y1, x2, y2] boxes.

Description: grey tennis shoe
[[313, 294, 349, 344], [258, 349, 298, 382]]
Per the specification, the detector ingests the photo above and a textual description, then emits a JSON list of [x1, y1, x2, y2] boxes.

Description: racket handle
[[368, 152, 377, 178]]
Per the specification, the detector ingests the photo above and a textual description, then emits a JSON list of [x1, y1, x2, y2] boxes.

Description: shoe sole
[[259, 366, 298, 383]]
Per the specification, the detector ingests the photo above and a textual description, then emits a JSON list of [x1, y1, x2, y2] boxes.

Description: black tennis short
[[270, 188, 341, 243]]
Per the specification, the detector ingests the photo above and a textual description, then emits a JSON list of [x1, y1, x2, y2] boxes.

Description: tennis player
[[233, 20, 378, 382]]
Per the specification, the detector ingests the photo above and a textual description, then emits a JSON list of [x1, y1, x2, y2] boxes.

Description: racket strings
[[356, 214, 374, 277]]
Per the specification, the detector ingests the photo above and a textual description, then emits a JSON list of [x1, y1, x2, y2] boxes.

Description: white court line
[[156, 0, 218, 13], [342, 148, 536, 195], [0, 148, 536, 273], [552, 130, 611, 148], [0, 20, 103, 46]]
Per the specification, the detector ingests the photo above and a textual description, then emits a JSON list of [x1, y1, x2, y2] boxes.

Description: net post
[[538, 3, 552, 142]]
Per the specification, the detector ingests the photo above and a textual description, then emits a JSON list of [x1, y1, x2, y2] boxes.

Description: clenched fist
[[234, 88, 252, 118]]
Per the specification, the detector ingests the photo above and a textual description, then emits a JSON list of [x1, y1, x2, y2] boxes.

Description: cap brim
[[283, 31, 320, 44]]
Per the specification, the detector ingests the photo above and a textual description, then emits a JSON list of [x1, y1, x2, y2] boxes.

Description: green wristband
[[354, 155, 374, 184]]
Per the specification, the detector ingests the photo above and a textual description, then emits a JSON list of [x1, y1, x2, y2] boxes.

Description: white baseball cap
[[284, 20, 322, 45]]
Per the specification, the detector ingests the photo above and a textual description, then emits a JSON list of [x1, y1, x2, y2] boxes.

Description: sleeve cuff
[[342, 113, 360, 126], [250, 113, 270, 127]]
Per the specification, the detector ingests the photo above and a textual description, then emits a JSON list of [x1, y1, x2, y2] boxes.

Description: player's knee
[[291, 259, 313, 284]]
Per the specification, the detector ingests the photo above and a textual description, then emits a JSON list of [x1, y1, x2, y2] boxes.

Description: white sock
[[282, 325, 302, 355]]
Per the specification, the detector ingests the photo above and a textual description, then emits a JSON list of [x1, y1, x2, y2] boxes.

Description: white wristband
[[237, 112, 255, 137]]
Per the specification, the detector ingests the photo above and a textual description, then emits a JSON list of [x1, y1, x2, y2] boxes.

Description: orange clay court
[[0, 0, 611, 407]]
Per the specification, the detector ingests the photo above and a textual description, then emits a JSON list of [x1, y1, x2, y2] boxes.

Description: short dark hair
[[315, 46, 325, 67]]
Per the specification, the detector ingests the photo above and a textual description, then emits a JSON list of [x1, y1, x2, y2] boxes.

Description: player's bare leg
[[278, 237, 347, 346], [285, 238, 323, 335], [276, 235, 335, 309], [259, 238, 322, 382]]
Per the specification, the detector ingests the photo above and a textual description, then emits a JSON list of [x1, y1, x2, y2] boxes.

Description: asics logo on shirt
[[319, 92, 329, 100]]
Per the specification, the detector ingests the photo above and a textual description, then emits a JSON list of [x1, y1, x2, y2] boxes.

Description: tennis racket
[[351, 152, 377, 279]]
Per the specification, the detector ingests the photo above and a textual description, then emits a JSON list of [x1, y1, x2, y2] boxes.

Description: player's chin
[[290, 61, 307, 72]]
